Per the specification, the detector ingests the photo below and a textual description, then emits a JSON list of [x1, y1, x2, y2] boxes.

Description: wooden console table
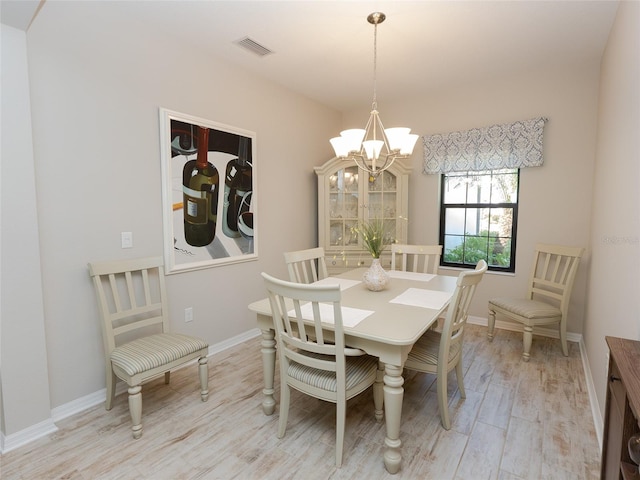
[[601, 336, 640, 479]]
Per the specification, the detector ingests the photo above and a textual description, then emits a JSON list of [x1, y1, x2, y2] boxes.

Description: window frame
[[438, 169, 520, 273]]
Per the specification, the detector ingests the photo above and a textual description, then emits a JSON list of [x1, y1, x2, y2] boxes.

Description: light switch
[[121, 231, 133, 248]]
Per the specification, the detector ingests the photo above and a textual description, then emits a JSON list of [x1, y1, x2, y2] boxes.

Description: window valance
[[422, 117, 547, 174]]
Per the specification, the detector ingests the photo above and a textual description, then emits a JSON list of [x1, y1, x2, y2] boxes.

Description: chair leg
[[522, 325, 533, 362], [277, 383, 290, 439], [436, 369, 451, 430], [105, 369, 117, 410], [198, 356, 209, 401], [487, 308, 496, 341], [335, 396, 346, 467], [559, 319, 569, 356], [128, 385, 143, 439], [455, 360, 466, 399], [373, 362, 384, 422]]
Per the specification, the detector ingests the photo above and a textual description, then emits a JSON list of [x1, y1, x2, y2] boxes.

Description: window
[[439, 169, 519, 272]]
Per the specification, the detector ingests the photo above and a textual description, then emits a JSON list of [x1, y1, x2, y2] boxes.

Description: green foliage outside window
[[444, 230, 511, 267]]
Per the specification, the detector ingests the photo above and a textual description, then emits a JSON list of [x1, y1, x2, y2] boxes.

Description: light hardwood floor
[[1, 325, 601, 479]]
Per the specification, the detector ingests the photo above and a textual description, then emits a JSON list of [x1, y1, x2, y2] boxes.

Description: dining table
[[247, 267, 458, 474]]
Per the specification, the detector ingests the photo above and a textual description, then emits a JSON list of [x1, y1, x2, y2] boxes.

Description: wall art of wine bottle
[[222, 136, 253, 238], [182, 126, 219, 247], [161, 108, 258, 273]]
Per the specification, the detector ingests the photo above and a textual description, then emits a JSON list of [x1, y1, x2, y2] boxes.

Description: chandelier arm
[[374, 110, 392, 152], [351, 155, 374, 175], [373, 154, 395, 174], [350, 152, 398, 180], [360, 112, 376, 151]]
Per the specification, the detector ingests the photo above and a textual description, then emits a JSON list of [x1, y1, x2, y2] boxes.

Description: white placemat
[[389, 288, 452, 310], [288, 302, 373, 328], [387, 271, 436, 282], [313, 277, 361, 291]]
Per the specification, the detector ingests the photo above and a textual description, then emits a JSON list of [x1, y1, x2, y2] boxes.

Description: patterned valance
[[422, 117, 547, 174]]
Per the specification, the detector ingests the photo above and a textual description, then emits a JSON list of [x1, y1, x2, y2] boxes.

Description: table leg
[[260, 328, 276, 415], [383, 363, 404, 474]]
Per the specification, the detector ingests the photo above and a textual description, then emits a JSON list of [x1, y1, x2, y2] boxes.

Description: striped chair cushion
[[287, 352, 378, 392], [111, 333, 208, 376], [490, 297, 560, 319], [407, 330, 461, 366]]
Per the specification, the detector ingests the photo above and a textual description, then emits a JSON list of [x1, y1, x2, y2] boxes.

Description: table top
[[249, 267, 458, 346]]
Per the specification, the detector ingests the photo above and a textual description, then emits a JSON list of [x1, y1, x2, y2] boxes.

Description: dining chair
[[88, 256, 209, 439], [391, 244, 442, 274], [487, 243, 584, 361], [404, 260, 487, 430], [283, 246, 329, 283], [261, 272, 383, 467]]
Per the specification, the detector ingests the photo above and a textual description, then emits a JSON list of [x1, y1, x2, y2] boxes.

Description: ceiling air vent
[[234, 37, 274, 57]]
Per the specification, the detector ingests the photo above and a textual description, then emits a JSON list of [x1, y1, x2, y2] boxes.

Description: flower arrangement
[[353, 218, 394, 259]]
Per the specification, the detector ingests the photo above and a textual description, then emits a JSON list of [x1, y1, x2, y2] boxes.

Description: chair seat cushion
[[287, 352, 378, 392], [407, 330, 461, 366], [489, 297, 560, 319], [111, 333, 209, 376]]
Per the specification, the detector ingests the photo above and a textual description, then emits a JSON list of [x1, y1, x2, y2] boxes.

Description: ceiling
[[1, 0, 620, 112]]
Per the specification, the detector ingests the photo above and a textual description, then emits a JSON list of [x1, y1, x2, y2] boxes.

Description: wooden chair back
[[527, 243, 585, 318], [442, 260, 488, 361], [391, 244, 442, 274], [89, 256, 169, 358], [284, 247, 329, 284]]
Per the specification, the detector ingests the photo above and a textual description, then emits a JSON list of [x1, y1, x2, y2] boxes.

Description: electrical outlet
[[184, 307, 193, 323], [121, 231, 133, 248]]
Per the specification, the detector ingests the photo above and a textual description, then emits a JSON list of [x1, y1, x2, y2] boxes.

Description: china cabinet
[[315, 157, 410, 275], [601, 336, 640, 480]]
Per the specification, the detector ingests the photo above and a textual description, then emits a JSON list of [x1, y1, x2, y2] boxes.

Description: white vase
[[363, 258, 390, 292]]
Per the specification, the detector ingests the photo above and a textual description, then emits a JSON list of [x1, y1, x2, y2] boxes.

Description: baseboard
[[207, 328, 261, 356], [0, 418, 58, 454], [3, 328, 263, 454], [579, 337, 604, 451], [468, 315, 603, 452]]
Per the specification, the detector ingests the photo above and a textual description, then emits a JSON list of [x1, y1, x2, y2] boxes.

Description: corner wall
[[0, 24, 55, 444], [585, 0, 640, 422]]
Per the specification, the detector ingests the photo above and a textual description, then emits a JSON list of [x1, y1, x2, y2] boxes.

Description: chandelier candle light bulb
[[330, 12, 418, 180]]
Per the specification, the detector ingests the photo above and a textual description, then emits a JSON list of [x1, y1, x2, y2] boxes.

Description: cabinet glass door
[[328, 166, 359, 248], [367, 170, 398, 243]]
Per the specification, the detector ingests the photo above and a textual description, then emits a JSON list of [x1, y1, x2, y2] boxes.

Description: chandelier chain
[[372, 22, 378, 110]]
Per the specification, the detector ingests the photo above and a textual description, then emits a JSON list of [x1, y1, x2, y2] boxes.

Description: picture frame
[[159, 108, 257, 274]]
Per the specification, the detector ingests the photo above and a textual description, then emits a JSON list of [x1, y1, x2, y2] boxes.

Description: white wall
[[0, 24, 54, 438], [3, 0, 339, 429], [343, 61, 600, 335], [585, 0, 640, 419]]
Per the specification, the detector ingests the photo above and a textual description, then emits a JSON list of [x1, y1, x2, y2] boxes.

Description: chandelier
[[330, 12, 418, 180]]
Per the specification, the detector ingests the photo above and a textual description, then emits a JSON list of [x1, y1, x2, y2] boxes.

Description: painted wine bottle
[[183, 126, 219, 247], [222, 136, 252, 238]]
